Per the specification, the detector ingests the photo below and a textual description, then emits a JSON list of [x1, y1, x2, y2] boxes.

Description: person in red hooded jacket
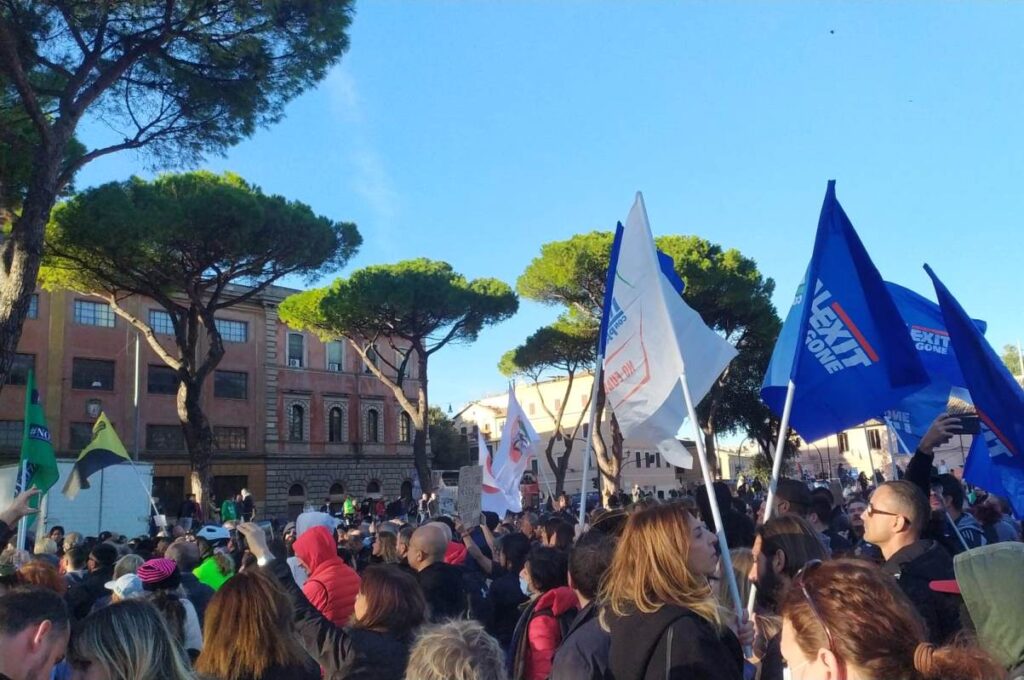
[[510, 546, 578, 680], [293, 525, 361, 627]]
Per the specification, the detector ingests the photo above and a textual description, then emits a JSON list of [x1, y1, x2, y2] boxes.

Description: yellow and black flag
[[62, 413, 131, 499]]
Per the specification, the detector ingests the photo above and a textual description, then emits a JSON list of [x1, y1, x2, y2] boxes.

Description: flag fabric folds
[[478, 429, 512, 516], [761, 181, 928, 443], [925, 265, 1024, 518], [884, 282, 987, 452], [18, 370, 58, 509], [489, 388, 539, 514], [62, 412, 131, 499], [601, 192, 737, 469]]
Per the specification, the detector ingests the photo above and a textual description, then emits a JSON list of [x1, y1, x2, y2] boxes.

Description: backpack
[[534, 604, 578, 647]]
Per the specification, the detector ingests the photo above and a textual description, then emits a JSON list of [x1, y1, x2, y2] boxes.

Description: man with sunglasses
[[862, 480, 961, 643]]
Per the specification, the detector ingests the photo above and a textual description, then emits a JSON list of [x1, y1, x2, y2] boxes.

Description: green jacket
[[955, 542, 1024, 676], [221, 500, 239, 522], [193, 555, 233, 592], [343, 498, 355, 515]]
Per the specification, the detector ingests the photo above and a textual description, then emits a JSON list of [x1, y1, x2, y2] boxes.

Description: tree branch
[[0, 18, 53, 142], [104, 294, 183, 370]]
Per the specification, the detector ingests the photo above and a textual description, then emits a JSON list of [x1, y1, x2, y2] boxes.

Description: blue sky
[[75, 1, 1024, 416]]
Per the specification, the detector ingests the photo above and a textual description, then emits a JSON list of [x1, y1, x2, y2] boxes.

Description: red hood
[[294, 525, 342, 574], [444, 541, 467, 565], [536, 586, 579, 616]]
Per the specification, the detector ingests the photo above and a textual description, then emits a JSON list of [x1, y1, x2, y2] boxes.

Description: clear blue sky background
[[76, 2, 1024, 416]]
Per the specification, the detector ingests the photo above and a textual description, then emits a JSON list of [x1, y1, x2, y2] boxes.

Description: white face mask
[[519, 576, 531, 596]]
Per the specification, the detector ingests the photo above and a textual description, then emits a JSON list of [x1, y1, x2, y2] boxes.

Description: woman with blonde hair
[[194, 569, 319, 680], [780, 558, 1003, 680], [371, 532, 400, 565], [602, 502, 745, 680], [68, 599, 194, 680]]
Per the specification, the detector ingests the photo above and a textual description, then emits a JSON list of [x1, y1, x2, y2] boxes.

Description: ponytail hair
[[781, 559, 1003, 680]]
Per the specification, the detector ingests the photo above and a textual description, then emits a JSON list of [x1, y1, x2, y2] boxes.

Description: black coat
[[415, 561, 466, 622], [549, 601, 610, 680], [266, 558, 412, 680], [607, 604, 743, 680], [67, 565, 114, 620], [487, 570, 528, 650], [881, 539, 961, 643], [180, 571, 214, 625]]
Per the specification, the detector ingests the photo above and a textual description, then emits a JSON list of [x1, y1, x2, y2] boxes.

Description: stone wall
[[263, 455, 418, 519]]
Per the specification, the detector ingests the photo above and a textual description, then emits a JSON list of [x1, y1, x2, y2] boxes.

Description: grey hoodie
[[955, 542, 1024, 678]]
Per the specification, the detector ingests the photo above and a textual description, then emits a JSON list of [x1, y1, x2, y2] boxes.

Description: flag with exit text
[[18, 370, 58, 509], [926, 264, 1024, 518], [761, 181, 928, 443], [601, 193, 737, 468]]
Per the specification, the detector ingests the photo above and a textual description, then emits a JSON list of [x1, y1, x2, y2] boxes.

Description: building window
[[149, 310, 175, 335], [213, 475, 248, 506], [0, 420, 23, 450], [287, 333, 304, 368], [72, 358, 115, 390], [867, 429, 882, 451], [364, 346, 378, 374], [328, 407, 345, 443], [655, 452, 662, 468], [147, 365, 179, 395], [366, 480, 381, 495], [152, 476, 185, 516], [214, 371, 248, 399], [399, 412, 412, 443], [146, 425, 185, 452], [645, 452, 653, 468], [289, 404, 304, 441], [554, 398, 562, 411], [838, 432, 850, 454], [8, 354, 35, 386], [635, 451, 641, 468], [74, 300, 115, 327], [27, 294, 38, 320], [366, 408, 380, 443], [69, 422, 94, 450], [287, 483, 306, 521], [213, 426, 248, 451], [528, 402, 536, 416], [215, 318, 248, 343], [326, 341, 344, 372]]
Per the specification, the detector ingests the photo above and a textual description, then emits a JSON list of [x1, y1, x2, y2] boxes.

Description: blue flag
[[925, 264, 1024, 517], [884, 282, 986, 452], [762, 181, 928, 442]]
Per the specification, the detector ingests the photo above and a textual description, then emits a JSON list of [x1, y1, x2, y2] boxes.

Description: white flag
[[490, 388, 539, 513], [478, 429, 512, 516], [601, 193, 737, 468]]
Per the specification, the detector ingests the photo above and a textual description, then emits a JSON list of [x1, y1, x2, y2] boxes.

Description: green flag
[[62, 412, 131, 499], [19, 369, 58, 509]]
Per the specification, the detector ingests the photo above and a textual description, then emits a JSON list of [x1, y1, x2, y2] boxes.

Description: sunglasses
[[793, 559, 845, 679], [864, 502, 900, 518]]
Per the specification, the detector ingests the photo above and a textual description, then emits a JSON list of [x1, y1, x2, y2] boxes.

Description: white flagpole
[[679, 368, 748, 655], [577, 360, 604, 528], [16, 460, 29, 552], [746, 379, 796, 618], [884, 418, 900, 480]]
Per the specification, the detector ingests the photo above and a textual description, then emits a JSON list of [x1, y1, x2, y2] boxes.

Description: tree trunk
[[0, 145, 62, 387], [703, 429, 718, 478], [592, 381, 622, 507], [412, 352, 433, 495], [178, 376, 215, 507]]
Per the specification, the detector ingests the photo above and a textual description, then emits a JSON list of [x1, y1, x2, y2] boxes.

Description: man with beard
[[747, 514, 828, 680]]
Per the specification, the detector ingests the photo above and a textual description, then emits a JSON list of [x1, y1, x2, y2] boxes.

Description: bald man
[[410, 524, 466, 621]]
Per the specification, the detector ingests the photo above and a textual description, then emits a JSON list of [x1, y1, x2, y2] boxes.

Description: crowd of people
[[0, 415, 1022, 680]]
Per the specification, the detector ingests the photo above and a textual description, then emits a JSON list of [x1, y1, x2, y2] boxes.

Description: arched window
[[366, 408, 380, 443], [327, 482, 345, 514], [287, 483, 306, 521], [399, 412, 412, 443], [364, 347, 378, 374], [289, 404, 304, 441], [400, 480, 413, 500], [329, 406, 345, 443], [366, 480, 381, 495]]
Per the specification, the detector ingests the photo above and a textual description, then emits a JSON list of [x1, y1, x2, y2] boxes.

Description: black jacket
[[67, 565, 114, 620], [0, 519, 13, 550], [235, 660, 321, 680], [487, 570, 528, 650], [415, 561, 466, 622], [549, 601, 610, 680], [607, 604, 743, 680], [882, 539, 961, 643], [180, 571, 214, 625], [266, 558, 412, 680]]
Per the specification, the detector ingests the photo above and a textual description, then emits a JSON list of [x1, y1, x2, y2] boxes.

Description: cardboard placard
[[457, 465, 483, 523]]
